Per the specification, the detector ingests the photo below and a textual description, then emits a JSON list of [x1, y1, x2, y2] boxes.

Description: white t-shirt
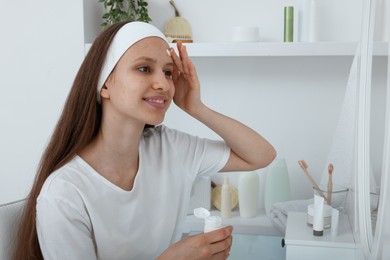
[[36, 125, 230, 260]]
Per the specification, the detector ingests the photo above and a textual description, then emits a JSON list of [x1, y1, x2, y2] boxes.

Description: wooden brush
[[327, 163, 333, 205], [298, 160, 328, 201]]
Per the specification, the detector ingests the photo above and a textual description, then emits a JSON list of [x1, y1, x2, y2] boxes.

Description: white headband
[[97, 22, 168, 103]]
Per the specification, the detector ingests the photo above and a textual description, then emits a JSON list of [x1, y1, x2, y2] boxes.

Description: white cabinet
[[285, 212, 355, 260]]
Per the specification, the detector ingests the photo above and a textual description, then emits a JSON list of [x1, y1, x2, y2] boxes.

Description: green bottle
[[284, 6, 294, 42]]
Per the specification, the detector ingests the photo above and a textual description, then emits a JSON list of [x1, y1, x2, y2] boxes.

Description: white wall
[[0, 0, 386, 205], [163, 57, 387, 202], [148, 0, 363, 42], [0, 0, 85, 204]]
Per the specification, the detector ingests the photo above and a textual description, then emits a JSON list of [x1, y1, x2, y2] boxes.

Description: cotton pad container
[[307, 203, 332, 228]]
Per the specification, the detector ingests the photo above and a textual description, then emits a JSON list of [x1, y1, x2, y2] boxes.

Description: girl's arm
[[170, 43, 276, 172]]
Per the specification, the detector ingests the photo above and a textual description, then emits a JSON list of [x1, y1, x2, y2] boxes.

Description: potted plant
[[98, 0, 152, 29]]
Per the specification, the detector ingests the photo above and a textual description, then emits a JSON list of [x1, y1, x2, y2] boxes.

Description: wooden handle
[[327, 173, 332, 205], [298, 160, 328, 201], [305, 170, 328, 200]]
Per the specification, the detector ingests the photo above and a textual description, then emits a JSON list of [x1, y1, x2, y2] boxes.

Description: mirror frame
[[356, 0, 390, 258], [355, 0, 375, 256], [370, 12, 390, 260]]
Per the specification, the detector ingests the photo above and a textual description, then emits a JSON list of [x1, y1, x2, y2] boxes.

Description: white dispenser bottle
[[238, 171, 259, 218], [221, 177, 232, 218]]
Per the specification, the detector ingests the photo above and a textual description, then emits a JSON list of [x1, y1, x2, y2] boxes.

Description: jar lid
[[194, 207, 210, 219], [194, 207, 222, 230]]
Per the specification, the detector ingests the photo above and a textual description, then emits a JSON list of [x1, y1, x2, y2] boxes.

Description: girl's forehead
[[123, 37, 171, 61], [129, 37, 169, 52]]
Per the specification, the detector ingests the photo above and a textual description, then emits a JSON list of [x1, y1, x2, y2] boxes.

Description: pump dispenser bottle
[[221, 177, 232, 218]]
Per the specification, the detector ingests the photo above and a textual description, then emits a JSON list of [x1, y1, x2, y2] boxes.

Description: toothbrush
[[298, 160, 328, 201], [327, 163, 333, 206]]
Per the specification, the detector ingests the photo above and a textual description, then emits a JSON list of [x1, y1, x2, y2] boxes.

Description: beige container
[[307, 203, 333, 228]]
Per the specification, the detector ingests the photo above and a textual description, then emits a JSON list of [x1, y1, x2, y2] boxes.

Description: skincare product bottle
[[284, 6, 294, 42], [221, 177, 232, 218], [313, 194, 324, 236], [331, 208, 339, 236], [238, 171, 259, 218], [264, 158, 291, 216], [194, 207, 222, 233]]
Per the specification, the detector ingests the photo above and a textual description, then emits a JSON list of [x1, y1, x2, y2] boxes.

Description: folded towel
[[269, 199, 313, 234]]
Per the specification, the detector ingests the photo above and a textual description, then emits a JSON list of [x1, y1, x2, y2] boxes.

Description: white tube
[[331, 208, 339, 236], [313, 194, 324, 236]]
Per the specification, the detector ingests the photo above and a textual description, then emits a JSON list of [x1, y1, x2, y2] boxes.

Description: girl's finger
[[179, 45, 190, 76], [170, 47, 184, 73]]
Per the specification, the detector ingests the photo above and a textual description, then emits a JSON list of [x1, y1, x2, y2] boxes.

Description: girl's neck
[[79, 123, 145, 191]]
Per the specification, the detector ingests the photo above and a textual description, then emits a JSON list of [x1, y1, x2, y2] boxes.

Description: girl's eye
[[138, 66, 151, 73], [164, 70, 173, 79]]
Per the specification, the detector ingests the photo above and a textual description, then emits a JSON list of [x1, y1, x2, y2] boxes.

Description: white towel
[[269, 199, 313, 234]]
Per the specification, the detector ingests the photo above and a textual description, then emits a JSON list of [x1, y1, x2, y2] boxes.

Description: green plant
[[98, 0, 152, 29]]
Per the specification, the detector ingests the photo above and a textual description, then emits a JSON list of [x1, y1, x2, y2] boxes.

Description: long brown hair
[[13, 21, 130, 260]]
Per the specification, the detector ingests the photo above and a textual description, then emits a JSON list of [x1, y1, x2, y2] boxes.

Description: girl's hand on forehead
[[169, 42, 203, 114], [169, 42, 188, 78]]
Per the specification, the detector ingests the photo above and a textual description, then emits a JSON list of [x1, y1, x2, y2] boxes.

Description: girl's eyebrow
[[133, 56, 156, 63], [133, 56, 174, 67]]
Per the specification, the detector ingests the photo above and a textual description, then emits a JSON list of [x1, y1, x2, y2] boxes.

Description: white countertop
[[285, 212, 355, 249]]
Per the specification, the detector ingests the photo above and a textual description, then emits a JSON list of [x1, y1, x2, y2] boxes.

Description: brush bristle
[[328, 163, 334, 174], [298, 160, 308, 169]]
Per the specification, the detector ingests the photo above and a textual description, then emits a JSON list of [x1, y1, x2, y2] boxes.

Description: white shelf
[[85, 41, 388, 57], [183, 208, 281, 236], [172, 41, 388, 57]]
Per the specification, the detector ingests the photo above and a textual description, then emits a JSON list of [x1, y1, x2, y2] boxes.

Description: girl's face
[[101, 37, 174, 126]]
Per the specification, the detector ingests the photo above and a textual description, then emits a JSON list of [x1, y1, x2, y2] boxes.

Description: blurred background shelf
[[85, 41, 388, 57]]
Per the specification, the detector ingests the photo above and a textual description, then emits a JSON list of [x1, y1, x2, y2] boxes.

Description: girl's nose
[[151, 73, 171, 91]]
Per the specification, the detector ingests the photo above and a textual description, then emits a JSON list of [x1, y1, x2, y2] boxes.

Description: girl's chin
[[146, 117, 165, 126]]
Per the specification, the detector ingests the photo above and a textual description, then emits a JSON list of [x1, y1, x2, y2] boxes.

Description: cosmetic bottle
[[313, 194, 324, 236], [264, 158, 291, 216], [221, 177, 232, 218], [284, 6, 294, 42], [194, 207, 222, 233], [238, 171, 259, 218], [331, 208, 339, 236]]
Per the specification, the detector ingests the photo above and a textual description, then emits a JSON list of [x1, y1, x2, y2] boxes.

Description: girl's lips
[[143, 97, 166, 109]]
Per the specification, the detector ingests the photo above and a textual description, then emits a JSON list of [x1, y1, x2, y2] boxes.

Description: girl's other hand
[[158, 225, 233, 260]]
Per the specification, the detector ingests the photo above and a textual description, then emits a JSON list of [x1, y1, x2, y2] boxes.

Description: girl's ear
[[100, 74, 113, 100], [100, 84, 110, 100]]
